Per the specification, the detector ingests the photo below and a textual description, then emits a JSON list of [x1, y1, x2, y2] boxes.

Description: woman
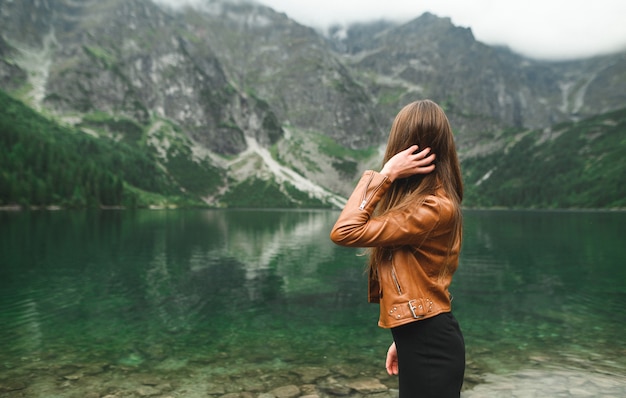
[[330, 100, 465, 398]]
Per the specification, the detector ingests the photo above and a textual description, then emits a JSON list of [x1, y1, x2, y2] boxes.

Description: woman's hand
[[385, 341, 399, 375], [380, 145, 436, 182]]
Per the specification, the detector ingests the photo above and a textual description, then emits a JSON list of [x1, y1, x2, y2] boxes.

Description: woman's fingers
[[415, 152, 435, 165], [410, 147, 436, 174], [411, 146, 432, 160], [381, 145, 436, 180], [385, 342, 399, 375]]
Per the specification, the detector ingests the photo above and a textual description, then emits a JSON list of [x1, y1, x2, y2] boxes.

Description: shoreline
[[2, 205, 626, 212], [462, 367, 626, 397], [1, 359, 624, 398]]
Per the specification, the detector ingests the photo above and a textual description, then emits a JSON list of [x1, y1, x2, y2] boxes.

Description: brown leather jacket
[[330, 170, 461, 329]]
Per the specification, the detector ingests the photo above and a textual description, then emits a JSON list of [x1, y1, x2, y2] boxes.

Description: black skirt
[[391, 312, 465, 398]]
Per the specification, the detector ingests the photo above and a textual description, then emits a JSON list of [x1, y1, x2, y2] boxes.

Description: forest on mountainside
[[462, 108, 626, 209], [3, 88, 625, 209], [0, 90, 198, 208]]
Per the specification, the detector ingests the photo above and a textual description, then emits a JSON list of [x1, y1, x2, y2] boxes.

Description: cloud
[[151, 0, 626, 60], [430, 0, 626, 60], [257, 0, 626, 60]]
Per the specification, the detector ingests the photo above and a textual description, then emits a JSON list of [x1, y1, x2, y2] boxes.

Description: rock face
[[193, 1, 383, 150], [0, 0, 624, 203], [0, 36, 27, 91], [331, 13, 626, 150], [5, 0, 283, 155]]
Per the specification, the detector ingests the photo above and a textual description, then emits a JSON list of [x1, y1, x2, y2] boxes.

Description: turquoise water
[[0, 209, 624, 389]]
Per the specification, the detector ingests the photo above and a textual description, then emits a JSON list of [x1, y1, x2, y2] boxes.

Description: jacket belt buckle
[[408, 299, 424, 319]]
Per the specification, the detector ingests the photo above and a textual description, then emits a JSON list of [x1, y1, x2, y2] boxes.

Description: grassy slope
[[462, 108, 626, 209]]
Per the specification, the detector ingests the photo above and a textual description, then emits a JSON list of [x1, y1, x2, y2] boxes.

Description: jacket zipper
[[390, 255, 402, 294], [391, 268, 402, 294], [359, 173, 388, 210]]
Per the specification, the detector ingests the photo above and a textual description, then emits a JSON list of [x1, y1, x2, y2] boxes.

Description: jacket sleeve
[[330, 170, 442, 248]]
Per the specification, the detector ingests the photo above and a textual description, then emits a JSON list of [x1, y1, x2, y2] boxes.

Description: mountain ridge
[[0, 0, 624, 208]]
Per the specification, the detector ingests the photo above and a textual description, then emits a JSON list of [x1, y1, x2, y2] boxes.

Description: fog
[[151, 0, 626, 60]]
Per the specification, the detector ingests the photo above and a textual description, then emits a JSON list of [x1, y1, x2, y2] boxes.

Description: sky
[[155, 0, 626, 60]]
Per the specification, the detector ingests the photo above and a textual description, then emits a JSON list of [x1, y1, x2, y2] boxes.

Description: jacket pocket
[[391, 267, 402, 295]]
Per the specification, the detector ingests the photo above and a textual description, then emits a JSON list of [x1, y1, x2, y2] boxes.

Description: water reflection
[[456, 210, 626, 374], [0, 209, 624, 379]]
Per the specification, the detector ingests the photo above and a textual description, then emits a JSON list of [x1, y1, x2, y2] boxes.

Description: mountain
[[0, 0, 624, 209], [331, 13, 626, 152]]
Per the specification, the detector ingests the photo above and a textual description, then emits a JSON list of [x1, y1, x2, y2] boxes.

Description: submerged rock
[[270, 384, 300, 398], [345, 378, 388, 394], [291, 366, 331, 383], [318, 376, 352, 396], [136, 385, 161, 396], [0, 380, 27, 392]]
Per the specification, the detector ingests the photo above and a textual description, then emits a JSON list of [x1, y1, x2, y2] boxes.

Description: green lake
[[0, 209, 624, 396]]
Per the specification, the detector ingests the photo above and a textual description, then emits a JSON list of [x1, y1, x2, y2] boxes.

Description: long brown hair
[[368, 100, 463, 276]]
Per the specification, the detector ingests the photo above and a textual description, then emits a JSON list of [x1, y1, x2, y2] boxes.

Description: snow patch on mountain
[[231, 136, 346, 208]]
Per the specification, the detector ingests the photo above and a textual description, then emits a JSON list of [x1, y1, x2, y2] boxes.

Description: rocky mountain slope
[[0, 0, 624, 208], [332, 13, 626, 153]]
